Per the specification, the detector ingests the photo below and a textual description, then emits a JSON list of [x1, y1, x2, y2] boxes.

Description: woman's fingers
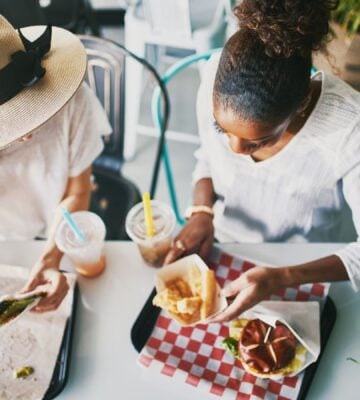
[[21, 275, 43, 293], [198, 237, 213, 261], [220, 274, 248, 298], [221, 281, 238, 298], [164, 237, 188, 265], [209, 284, 257, 323], [31, 270, 69, 313], [164, 214, 215, 265]]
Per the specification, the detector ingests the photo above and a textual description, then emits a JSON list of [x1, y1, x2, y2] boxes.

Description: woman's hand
[[208, 266, 283, 323], [21, 259, 69, 313], [164, 213, 214, 265], [19, 167, 92, 312]]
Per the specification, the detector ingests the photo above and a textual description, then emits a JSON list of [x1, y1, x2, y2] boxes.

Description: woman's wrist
[[185, 205, 214, 220], [187, 212, 214, 224], [38, 247, 63, 271], [273, 255, 350, 288], [275, 266, 296, 287], [264, 267, 288, 291]]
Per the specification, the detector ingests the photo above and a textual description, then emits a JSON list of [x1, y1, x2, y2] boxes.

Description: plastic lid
[[125, 200, 176, 245]]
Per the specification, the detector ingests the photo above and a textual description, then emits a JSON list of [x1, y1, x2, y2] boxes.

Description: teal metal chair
[[151, 49, 222, 225]]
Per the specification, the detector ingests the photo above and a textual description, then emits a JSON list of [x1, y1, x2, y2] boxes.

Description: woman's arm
[[209, 255, 349, 323], [164, 178, 216, 264], [40, 167, 92, 265], [23, 167, 92, 312]]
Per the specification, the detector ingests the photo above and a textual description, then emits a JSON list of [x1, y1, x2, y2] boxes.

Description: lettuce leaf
[[222, 336, 239, 358]]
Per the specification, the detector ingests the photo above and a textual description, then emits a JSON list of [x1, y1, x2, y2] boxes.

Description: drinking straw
[[60, 207, 86, 242], [142, 192, 156, 237]]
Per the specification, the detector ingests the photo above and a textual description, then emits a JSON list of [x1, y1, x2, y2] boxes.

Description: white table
[[0, 241, 359, 400]]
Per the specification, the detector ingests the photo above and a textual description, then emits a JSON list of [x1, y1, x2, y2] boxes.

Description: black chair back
[[40, 0, 100, 35], [0, 0, 45, 27], [90, 170, 141, 240]]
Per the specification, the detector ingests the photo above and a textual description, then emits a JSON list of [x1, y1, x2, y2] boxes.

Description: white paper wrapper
[[154, 254, 228, 326], [234, 300, 320, 379], [0, 264, 76, 400]]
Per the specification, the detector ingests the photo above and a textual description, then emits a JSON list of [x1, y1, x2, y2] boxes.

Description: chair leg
[[123, 8, 148, 160]]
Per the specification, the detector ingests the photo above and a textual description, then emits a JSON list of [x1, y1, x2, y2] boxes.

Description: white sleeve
[[192, 55, 219, 185], [334, 120, 360, 291], [67, 82, 113, 177]]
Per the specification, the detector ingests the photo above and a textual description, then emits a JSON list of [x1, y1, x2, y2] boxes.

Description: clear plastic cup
[[55, 211, 106, 278], [125, 200, 176, 267]]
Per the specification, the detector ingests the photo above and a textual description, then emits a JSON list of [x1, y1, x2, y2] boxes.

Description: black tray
[[43, 282, 79, 400], [131, 289, 336, 400]]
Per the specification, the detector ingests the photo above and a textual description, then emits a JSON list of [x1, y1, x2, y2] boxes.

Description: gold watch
[[185, 205, 214, 219]]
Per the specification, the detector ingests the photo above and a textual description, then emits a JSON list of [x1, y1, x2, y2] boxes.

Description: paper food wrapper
[[0, 264, 76, 400], [234, 300, 320, 379], [154, 254, 228, 326], [0, 289, 49, 331]]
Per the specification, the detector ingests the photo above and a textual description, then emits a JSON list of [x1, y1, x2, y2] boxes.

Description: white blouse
[[194, 54, 360, 291], [0, 83, 112, 240]]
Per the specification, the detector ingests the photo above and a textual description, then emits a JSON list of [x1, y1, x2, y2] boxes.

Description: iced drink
[[55, 211, 106, 278], [126, 200, 176, 267]]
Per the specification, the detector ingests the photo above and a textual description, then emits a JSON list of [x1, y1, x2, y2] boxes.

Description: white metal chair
[[78, 35, 170, 239], [123, 0, 236, 159]]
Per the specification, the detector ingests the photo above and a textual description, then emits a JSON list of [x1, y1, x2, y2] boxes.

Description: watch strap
[[185, 205, 214, 219]]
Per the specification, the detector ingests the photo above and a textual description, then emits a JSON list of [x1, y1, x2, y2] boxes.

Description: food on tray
[[223, 318, 306, 378], [0, 293, 46, 327], [153, 278, 193, 314], [177, 296, 202, 314], [200, 269, 217, 320], [153, 265, 217, 324], [14, 366, 34, 379], [240, 319, 297, 373]]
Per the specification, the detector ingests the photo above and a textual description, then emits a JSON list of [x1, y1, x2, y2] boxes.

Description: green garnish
[[14, 366, 34, 379], [222, 337, 240, 358], [347, 357, 360, 364]]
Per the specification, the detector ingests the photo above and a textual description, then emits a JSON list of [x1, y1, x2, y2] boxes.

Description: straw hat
[[0, 15, 87, 150]]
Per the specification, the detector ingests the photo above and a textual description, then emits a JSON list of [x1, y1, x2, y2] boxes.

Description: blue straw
[[60, 207, 86, 242]]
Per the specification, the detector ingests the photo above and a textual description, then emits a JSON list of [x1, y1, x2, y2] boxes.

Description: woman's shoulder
[[305, 72, 360, 148], [201, 52, 222, 87], [321, 72, 360, 112], [65, 81, 97, 110]]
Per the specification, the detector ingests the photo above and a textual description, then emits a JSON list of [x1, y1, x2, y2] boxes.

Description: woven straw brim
[[0, 25, 86, 150]]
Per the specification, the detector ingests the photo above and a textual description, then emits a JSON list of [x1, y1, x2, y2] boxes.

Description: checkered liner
[[138, 248, 329, 400]]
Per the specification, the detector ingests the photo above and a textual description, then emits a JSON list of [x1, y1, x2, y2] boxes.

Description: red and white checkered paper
[[138, 248, 329, 400]]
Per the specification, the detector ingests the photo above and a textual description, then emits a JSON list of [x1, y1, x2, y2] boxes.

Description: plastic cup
[[125, 200, 176, 267], [55, 211, 106, 278]]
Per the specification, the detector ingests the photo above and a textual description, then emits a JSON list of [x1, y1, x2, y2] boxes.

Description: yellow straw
[[142, 192, 156, 237]]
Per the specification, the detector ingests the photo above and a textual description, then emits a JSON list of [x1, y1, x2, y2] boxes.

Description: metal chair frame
[[151, 49, 222, 225], [79, 35, 170, 199], [78, 35, 171, 239]]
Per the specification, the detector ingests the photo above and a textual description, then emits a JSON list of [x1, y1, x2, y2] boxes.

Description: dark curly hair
[[213, 0, 338, 122]]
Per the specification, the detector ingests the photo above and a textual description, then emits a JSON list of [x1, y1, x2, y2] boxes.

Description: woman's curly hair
[[213, 0, 339, 122], [234, 0, 338, 58]]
